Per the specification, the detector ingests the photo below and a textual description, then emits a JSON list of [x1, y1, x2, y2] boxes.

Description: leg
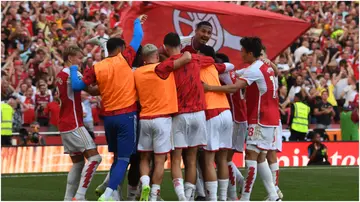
[[257, 152, 279, 201], [203, 150, 217, 201], [74, 148, 102, 200], [128, 153, 141, 201], [101, 113, 137, 200], [267, 150, 283, 199], [139, 152, 152, 201], [184, 147, 198, 200], [195, 153, 206, 200], [216, 150, 229, 201], [171, 148, 186, 201], [150, 153, 167, 201], [240, 147, 259, 201], [64, 155, 85, 201]]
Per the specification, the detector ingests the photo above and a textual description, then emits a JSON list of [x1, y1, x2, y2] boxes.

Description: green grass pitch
[[1, 166, 359, 201]]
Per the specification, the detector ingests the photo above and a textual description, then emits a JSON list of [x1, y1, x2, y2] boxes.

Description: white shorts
[[138, 117, 172, 154], [204, 110, 233, 151], [247, 124, 277, 151], [172, 111, 207, 148], [271, 120, 283, 152], [60, 126, 97, 156], [232, 122, 248, 152]]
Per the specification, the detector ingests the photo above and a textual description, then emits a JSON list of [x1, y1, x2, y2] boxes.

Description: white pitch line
[[1, 166, 358, 178]]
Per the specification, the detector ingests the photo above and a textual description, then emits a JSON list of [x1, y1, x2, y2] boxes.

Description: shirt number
[[269, 76, 277, 98]]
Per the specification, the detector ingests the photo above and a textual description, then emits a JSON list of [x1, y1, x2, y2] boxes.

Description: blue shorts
[[103, 111, 137, 159]]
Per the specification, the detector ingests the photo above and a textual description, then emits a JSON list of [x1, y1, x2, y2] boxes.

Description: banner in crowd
[[121, 1, 311, 66], [1, 142, 358, 174]]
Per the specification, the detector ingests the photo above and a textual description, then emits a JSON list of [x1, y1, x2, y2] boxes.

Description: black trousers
[[290, 129, 306, 141], [1, 136, 12, 146]]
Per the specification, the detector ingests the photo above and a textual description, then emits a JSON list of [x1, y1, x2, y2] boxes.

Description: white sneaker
[[277, 189, 283, 199]]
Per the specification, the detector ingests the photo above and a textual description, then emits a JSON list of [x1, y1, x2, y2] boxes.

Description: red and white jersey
[[55, 68, 84, 132], [219, 70, 247, 123], [239, 60, 279, 127]]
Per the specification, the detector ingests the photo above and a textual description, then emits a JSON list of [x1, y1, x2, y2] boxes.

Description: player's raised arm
[[129, 15, 146, 52]]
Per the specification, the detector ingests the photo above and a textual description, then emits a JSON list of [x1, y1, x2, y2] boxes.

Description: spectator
[[278, 85, 290, 124], [289, 92, 310, 141], [287, 75, 303, 102], [341, 77, 358, 108], [314, 90, 335, 129], [294, 41, 313, 63], [21, 122, 46, 145], [21, 87, 36, 126], [35, 84, 51, 126], [307, 133, 330, 166], [1, 101, 14, 146], [44, 89, 60, 132]]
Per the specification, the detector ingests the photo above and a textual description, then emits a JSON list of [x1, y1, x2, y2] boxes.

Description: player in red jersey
[[181, 21, 213, 54], [204, 37, 281, 201], [55, 45, 102, 201], [216, 53, 247, 200], [260, 46, 284, 200], [155, 32, 214, 201]]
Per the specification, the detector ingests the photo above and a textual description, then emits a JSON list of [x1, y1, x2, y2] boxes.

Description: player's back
[[243, 60, 279, 127], [220, 70, 247, 123], [55, 68, 84, 132], [172, 54, 213, 114]]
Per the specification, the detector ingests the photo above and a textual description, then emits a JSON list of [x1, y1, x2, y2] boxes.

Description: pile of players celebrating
[[56, 14, 284, 201]]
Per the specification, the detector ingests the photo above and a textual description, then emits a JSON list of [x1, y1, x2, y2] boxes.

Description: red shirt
[[35, 94, 51, 118], [21, 17, 33, 36], [55, 68, 84, 132], [45, 101, 60, 126], [155, 54, 215, 114], [239, 60, 279, 126], [11, 71, 28, 88], [220, 70, 248, 123], [23, 97, 35, 125]]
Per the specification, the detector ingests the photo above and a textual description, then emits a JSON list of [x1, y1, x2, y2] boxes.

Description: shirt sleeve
[[82, 67, 97, 86], [197, 55, 215, 68], [219, 72, 233, 85], [122, 46, 137, 67], [154, 58, 174, 80], [214, 63, 226, 74], [240, 67, 262, 86]]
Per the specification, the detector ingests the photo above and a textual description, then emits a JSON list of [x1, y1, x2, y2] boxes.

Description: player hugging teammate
[[58, 17, 283, 201]]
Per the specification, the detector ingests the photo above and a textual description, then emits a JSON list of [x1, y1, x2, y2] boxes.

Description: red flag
[[121, 1, 311, 66]]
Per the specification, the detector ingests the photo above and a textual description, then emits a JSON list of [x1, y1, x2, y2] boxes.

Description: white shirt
[[343, 85, 357, 107], [334, 78, 348, 100]]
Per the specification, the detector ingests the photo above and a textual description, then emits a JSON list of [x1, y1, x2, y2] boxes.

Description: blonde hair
[[63, 44, 83, 62]]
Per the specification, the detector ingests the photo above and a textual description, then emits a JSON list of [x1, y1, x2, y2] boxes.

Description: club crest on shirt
[[267, 68, 274, 74]]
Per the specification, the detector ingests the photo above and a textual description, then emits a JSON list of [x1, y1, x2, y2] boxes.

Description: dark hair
[[339, 59, 347, 67], [106, 38, 125, 54], [240, 37, 262, 58], [357, 82, 359, 92], [199, 45, 216, 59], [196, 21, 212, 30], [163, 32, 180, 48], [295, 92, 303, 101], [215, 53, 230, 63]]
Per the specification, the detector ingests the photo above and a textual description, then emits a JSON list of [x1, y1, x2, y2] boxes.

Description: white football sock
[[140, 175, 150, 188], [205, 181, 218, 201], [269, 162, 280, 191], [258, 161, 278, 200], [150, 184, 160, 201], [240, 160, 257, 201], [184, 182, 196, 200], [64, 161, 84, 201], [104, 188, 115, 199], [75, 155, 102, 200], [196, 164, 206, 197], [218, 179, 229, 201], [227, 161, 238, 200], [173, 178, 186, 201]]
